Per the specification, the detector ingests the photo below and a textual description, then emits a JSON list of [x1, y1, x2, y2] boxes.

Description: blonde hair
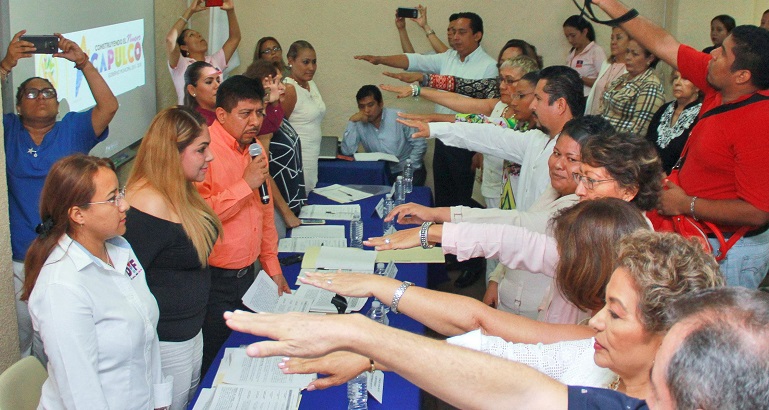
[[127, 106, 221, 265]]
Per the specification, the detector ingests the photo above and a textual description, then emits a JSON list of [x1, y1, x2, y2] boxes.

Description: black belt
[[210, 264, 254, 279], [707, 224, 769, 239]]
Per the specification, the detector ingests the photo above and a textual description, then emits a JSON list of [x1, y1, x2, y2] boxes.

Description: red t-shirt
[[676, 45, 769, 214]]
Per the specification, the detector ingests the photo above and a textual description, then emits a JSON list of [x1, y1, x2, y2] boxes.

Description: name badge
[[576, 60, 584, 68], [125, 259, 143, 280]]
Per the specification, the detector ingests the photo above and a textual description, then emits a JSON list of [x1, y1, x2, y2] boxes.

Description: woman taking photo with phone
[[23, 155, 172, 409], [123, 106, 222, 410]]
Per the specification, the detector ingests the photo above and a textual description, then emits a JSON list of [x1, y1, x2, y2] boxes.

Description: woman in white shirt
[[282, 40, 326, 192], [22, 154, 171, 410]]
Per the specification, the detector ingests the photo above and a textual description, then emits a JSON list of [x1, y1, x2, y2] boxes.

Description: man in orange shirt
[[196, 75, 290, 373]]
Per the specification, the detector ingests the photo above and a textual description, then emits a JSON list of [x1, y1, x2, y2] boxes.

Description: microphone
[[248, 143, 271, 205]]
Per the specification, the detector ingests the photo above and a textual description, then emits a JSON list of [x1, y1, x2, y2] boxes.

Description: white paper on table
[[212, 349, 237, 387], [222, 349, 316, 388], [293, 284, 368, 313], [207, 385, 301, 410], [241, 271, 312, 313], [353, 152, 400, 162], [299, 204, 362, 220], [315, 247, 378, 272], [374, 197, 385, 218], [290, 225, 345, 238], [295, 268, 355, 286], [278, 237, 347, 253], [313, 184, 373, 203], [191, 388, 215, 410], [367, 370, 385, 403]]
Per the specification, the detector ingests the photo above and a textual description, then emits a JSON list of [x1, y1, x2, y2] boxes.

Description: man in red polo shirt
[[594, 0, 769, 288]]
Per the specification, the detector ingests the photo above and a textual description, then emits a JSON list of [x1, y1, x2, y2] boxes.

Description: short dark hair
[[176, 29, 191, 57], [16, 77, 55, 106], [215, 75, 265, 112], [561, 115, 615, 146], [712, 14, 736, 33], [580, 132, 663, 211], [563, 15, 596, 42], [497, 39, 542, 68], [356, 85, 382, 104], [449, 12, 484, 41], [730, 25, 769, 89], [286, 40, 314, 60], [243, 59, 280, 81], [520, 71, 541, 87], [665, 287, 769, 409], [538, 66, 585, 117]]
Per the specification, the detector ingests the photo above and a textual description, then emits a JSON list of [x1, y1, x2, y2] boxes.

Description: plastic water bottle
[[347, 300, 390, 409], [374, 262, 386, 276], [350, 216, 363, 249], [347, 372, 368, 410], [382, 194, 394, 233], [366, 300, 389, 325], [394, 176, 405, 206], [403, 159, 414, 193]]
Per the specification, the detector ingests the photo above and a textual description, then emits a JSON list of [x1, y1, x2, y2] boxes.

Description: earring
[[288, 64, 293, 69], [192, 93, 197, 97]]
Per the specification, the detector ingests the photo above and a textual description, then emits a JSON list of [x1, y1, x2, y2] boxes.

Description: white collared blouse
[[29, 234, 172, 409]]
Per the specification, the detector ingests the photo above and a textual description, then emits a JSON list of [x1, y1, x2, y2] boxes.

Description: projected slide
[[33, 19, 145, 112]]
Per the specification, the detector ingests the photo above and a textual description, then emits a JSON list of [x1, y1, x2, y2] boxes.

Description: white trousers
[[160, 331, 204, 410]]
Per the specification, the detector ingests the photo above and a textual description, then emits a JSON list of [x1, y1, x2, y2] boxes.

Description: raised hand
[[395, 117, 431, 138], [363, 227, 422, 250], [354, 55, 380, 65], [299, 271, 384, 298], [379, 83, 412, 99], [2, 30, 35, 70], [54, 34, 88, 67], [279, 352, 370, 391], [386, 202, 443, 224], [382, 71, 423, 84]]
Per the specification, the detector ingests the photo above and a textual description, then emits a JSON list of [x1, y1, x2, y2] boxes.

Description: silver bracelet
[[690, 196, 699, 221], [390, 281, 414, 314], [420, 221, 434, 249], [425, 29, 436, 37], [179, 15, 189, 24]]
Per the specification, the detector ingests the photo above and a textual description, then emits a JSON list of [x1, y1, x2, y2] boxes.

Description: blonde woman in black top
[[124, 106, 222, 410]]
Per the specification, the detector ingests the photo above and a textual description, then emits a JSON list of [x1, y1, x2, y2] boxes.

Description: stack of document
[[353, 152, 400, 162], [299, 204, 361, 220], [312, 184, 373, 203], [278, 225, 347, 253], [193, 348, 313, 410]]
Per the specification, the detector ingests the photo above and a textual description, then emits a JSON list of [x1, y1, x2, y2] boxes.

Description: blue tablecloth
[[191, 186, 435, 409], [318, 159, 389, 186]]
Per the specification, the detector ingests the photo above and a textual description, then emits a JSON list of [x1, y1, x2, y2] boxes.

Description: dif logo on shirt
[[126, 259, 143, 280]]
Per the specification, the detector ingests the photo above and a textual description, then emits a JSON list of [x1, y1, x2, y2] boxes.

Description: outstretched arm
[[219, 0, 242, 64], [55, 34, 118, 136], [225, 311, 569, 410], [592, 0, 681, 68], [300, 271, 594, 344], [166, 0, 205, 68], [354, 54, 409, 69]]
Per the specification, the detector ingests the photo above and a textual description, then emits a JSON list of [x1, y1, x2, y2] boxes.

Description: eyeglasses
[[23, 88, 57, 100], [497, 76, 521, 86], [572, 173, 615, 190], [261, 46, 282, 55], [510, 91, 534, 100], [81, 188, 126, 208]]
